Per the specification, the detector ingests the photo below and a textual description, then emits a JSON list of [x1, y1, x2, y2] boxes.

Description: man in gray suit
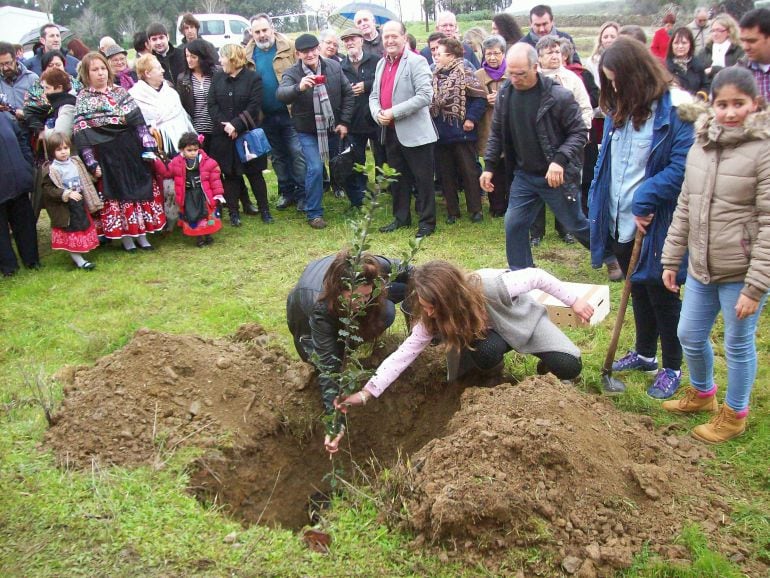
[[370, 20, 438, 238]]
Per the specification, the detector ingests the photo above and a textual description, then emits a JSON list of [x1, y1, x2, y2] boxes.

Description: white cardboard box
[[527, 282, 610, 328]]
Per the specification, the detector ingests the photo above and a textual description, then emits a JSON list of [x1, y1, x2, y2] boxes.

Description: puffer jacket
[[662, 105, 770, 301], [154, 150, 224, 211]]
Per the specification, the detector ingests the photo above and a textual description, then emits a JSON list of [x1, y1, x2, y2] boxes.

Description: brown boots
[[661, 386, 718, 414], [692, 405, 746, 444], [662, 387, 747, 444]]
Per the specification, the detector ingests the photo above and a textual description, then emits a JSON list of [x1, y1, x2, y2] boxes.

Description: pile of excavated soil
[[44, 327, 765, 575], [380, 378, 765, 576]]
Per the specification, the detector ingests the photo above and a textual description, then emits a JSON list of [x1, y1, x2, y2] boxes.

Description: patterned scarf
[[73, 85, 141, 133], [302, 61, 335, 161], [671, 56, 692, 76], [430, 58, 486, 125]]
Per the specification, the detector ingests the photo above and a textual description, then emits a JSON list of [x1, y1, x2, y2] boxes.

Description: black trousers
[[435, 141, 482, 217], [223, 156, 268, 213], [611, 237, 682, 370], [384, 130, 436, 231], [0, 193, 39, 275], [488, 163, 510, 216]]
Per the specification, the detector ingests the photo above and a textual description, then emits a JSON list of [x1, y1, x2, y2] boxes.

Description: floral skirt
[[51, 214, 99, 253], [96, 181, 167, 239]]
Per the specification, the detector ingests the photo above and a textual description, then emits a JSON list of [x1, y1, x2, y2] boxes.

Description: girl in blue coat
[[588, 37, 695, 398]]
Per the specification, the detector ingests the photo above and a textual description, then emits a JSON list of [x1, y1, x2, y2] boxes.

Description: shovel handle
[[602, 229, 645, 375]]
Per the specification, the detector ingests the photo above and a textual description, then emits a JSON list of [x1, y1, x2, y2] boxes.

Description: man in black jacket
[[339, 28, 379, 209], [286, 251, 409, 436], [147, 22, 186, 85], [520, 5, 582, 64], [277, 34, 354, 229], [480, 43, 589, 270]]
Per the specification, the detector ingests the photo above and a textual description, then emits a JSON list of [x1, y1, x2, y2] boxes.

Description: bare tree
[[117, 14, 139, 42], [198, 0, 226, 13], [37, 0, 56, 21], [71, 7, 105, 45]]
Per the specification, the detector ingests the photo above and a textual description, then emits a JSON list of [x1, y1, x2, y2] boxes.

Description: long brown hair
[[411, 261, 489, 352], [319, 250, 388, 342], [598, 36, 672, 130]]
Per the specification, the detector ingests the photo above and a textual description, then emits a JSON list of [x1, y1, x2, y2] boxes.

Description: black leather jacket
[[286, 254, 409, 413]]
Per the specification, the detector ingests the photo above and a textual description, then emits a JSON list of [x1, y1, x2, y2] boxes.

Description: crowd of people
[[1, 7, 768, 448]]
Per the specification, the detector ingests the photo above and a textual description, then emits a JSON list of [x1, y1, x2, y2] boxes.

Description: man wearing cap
[[246, 13, 307, 212], [370, 20, 438, 239], [340, 28, 379, 208], [24, 23, 79, 76], [355, 9, 385, 58], [277, 34, 354, 229]]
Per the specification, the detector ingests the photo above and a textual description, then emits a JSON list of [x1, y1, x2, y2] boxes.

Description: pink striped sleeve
[[363, 322, 434, 398], [501, 268, 578, 306]]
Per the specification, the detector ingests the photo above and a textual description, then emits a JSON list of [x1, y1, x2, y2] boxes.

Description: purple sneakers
[[647, 368, 682, 400], [612, 351, 658, 373]]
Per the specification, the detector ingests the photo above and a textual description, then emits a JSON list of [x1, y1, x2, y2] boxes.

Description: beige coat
[[474, 67, 507, 157], [245, 32, 296, 80], [662, 105, 770, 301]]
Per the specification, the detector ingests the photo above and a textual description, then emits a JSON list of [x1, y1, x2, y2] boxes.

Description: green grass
[[1, 155, 769, 575]]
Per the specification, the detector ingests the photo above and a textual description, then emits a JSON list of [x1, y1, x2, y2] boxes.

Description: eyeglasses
[[509, 69, 533, 78], [484, 51, 503, 58], [711, 27, 727, 33]]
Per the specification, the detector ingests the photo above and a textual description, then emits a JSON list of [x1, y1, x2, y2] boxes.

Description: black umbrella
[[20, 24, 74, 51], [327, 2, 398, 30]]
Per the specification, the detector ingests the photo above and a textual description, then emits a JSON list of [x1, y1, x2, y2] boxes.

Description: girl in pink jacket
[[155, 133, 223, 246]]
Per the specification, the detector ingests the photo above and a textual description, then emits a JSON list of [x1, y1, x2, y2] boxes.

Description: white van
[[175, 13, 250, 49]]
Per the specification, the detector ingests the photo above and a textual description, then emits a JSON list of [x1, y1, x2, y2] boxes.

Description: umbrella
[[327, 2, 398, 30], [20, 24, 74, 51]]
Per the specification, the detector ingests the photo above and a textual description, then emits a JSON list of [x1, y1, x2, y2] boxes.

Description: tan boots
[[692, 405, 746, 444], [661, 386, 718, 414], [662, 387, 747, 444]]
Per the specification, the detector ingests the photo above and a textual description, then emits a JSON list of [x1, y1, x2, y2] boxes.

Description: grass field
[[2, 21, 769, 574]]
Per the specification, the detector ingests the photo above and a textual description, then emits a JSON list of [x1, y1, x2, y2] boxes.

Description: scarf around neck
[[430, 58, 486, 125], [483, 59, 506, 81], [302, 61, 336, 161]]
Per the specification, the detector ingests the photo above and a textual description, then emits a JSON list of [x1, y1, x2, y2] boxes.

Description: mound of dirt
[[380, 378, 761, 576]]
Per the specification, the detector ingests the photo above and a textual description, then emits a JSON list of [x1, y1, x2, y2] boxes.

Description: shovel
[[601, 229, 644, 395]]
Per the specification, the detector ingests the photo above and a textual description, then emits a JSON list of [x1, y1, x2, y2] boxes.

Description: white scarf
[[129, 80, 195, 152]]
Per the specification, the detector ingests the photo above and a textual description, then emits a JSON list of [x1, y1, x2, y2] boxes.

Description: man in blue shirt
[[246, 14, 307, 211], [24, 24, 79, 76]]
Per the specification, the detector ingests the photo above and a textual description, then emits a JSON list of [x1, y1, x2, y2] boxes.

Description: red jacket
[[154, 151, 224, 211]]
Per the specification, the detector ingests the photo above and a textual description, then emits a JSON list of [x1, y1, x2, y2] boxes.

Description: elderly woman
[[24, 67, 76, 139], [176, 39, 219, 150], [430, 37, 487, 224], [475, 34, 508, 218], [587, 21, 619, 84], [208, 43, 272, 226], [23, 50, 82, 126], [665, 27, 709, 97], [129, 54, 195, 156], [73, 52, 165, 251], [103, 44, 137, 90], [701, 14, 744, 80], [319, 29, 342, 62]]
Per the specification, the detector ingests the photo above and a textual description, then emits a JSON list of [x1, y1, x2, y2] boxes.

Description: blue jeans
[[678, 275, 768, 411], [297, 131, 340, 220], [504, 170, 590, 269], [261, 110, 306, 201]]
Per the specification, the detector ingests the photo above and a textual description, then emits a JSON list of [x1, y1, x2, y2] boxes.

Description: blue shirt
[[253, 44, 285, 115], [608, 104, 655, 243]]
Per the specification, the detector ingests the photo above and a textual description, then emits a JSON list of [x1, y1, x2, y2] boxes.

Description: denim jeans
[[261, 110, 306, 202], [678, 275, 768, 411], [297, 131, 340, 220], [504, 170, 590, 269]]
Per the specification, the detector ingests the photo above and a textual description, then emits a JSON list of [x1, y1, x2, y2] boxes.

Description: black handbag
[[329, 138, 355, 191]]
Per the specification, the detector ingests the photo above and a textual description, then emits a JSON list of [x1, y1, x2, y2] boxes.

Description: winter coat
[[0, 114, 33, 203], [474, 67, 507, 156], [340, 52, 379, 134], [651, 27, 671, 61], [662, 106, 770, 302], [286, 254, 409, 414], [41, 157, 102, 228], [277, 58, 354, 134], [666, 56, 709, 97], [153, 45, 187, 85], [154, 150, 224, 211], [588, 89, 695, 284], [0, 62, 38, 112], [25, 47, 79, 76], [207, 67, 263, 176], [521, 28, 582, 64], [483, 74, 587, 198], [700, 42, 745, 79], [244, 32, 296, 80]]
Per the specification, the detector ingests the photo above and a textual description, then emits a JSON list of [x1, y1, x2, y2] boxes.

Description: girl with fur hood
[[154, 132, 223, 246], [42, 132, 103, 270], [661, 67, 770, 443]]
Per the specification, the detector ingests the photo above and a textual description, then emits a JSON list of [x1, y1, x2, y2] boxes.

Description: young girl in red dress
[[155, 133, 223, 247], [41, 132, 102, 270]]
